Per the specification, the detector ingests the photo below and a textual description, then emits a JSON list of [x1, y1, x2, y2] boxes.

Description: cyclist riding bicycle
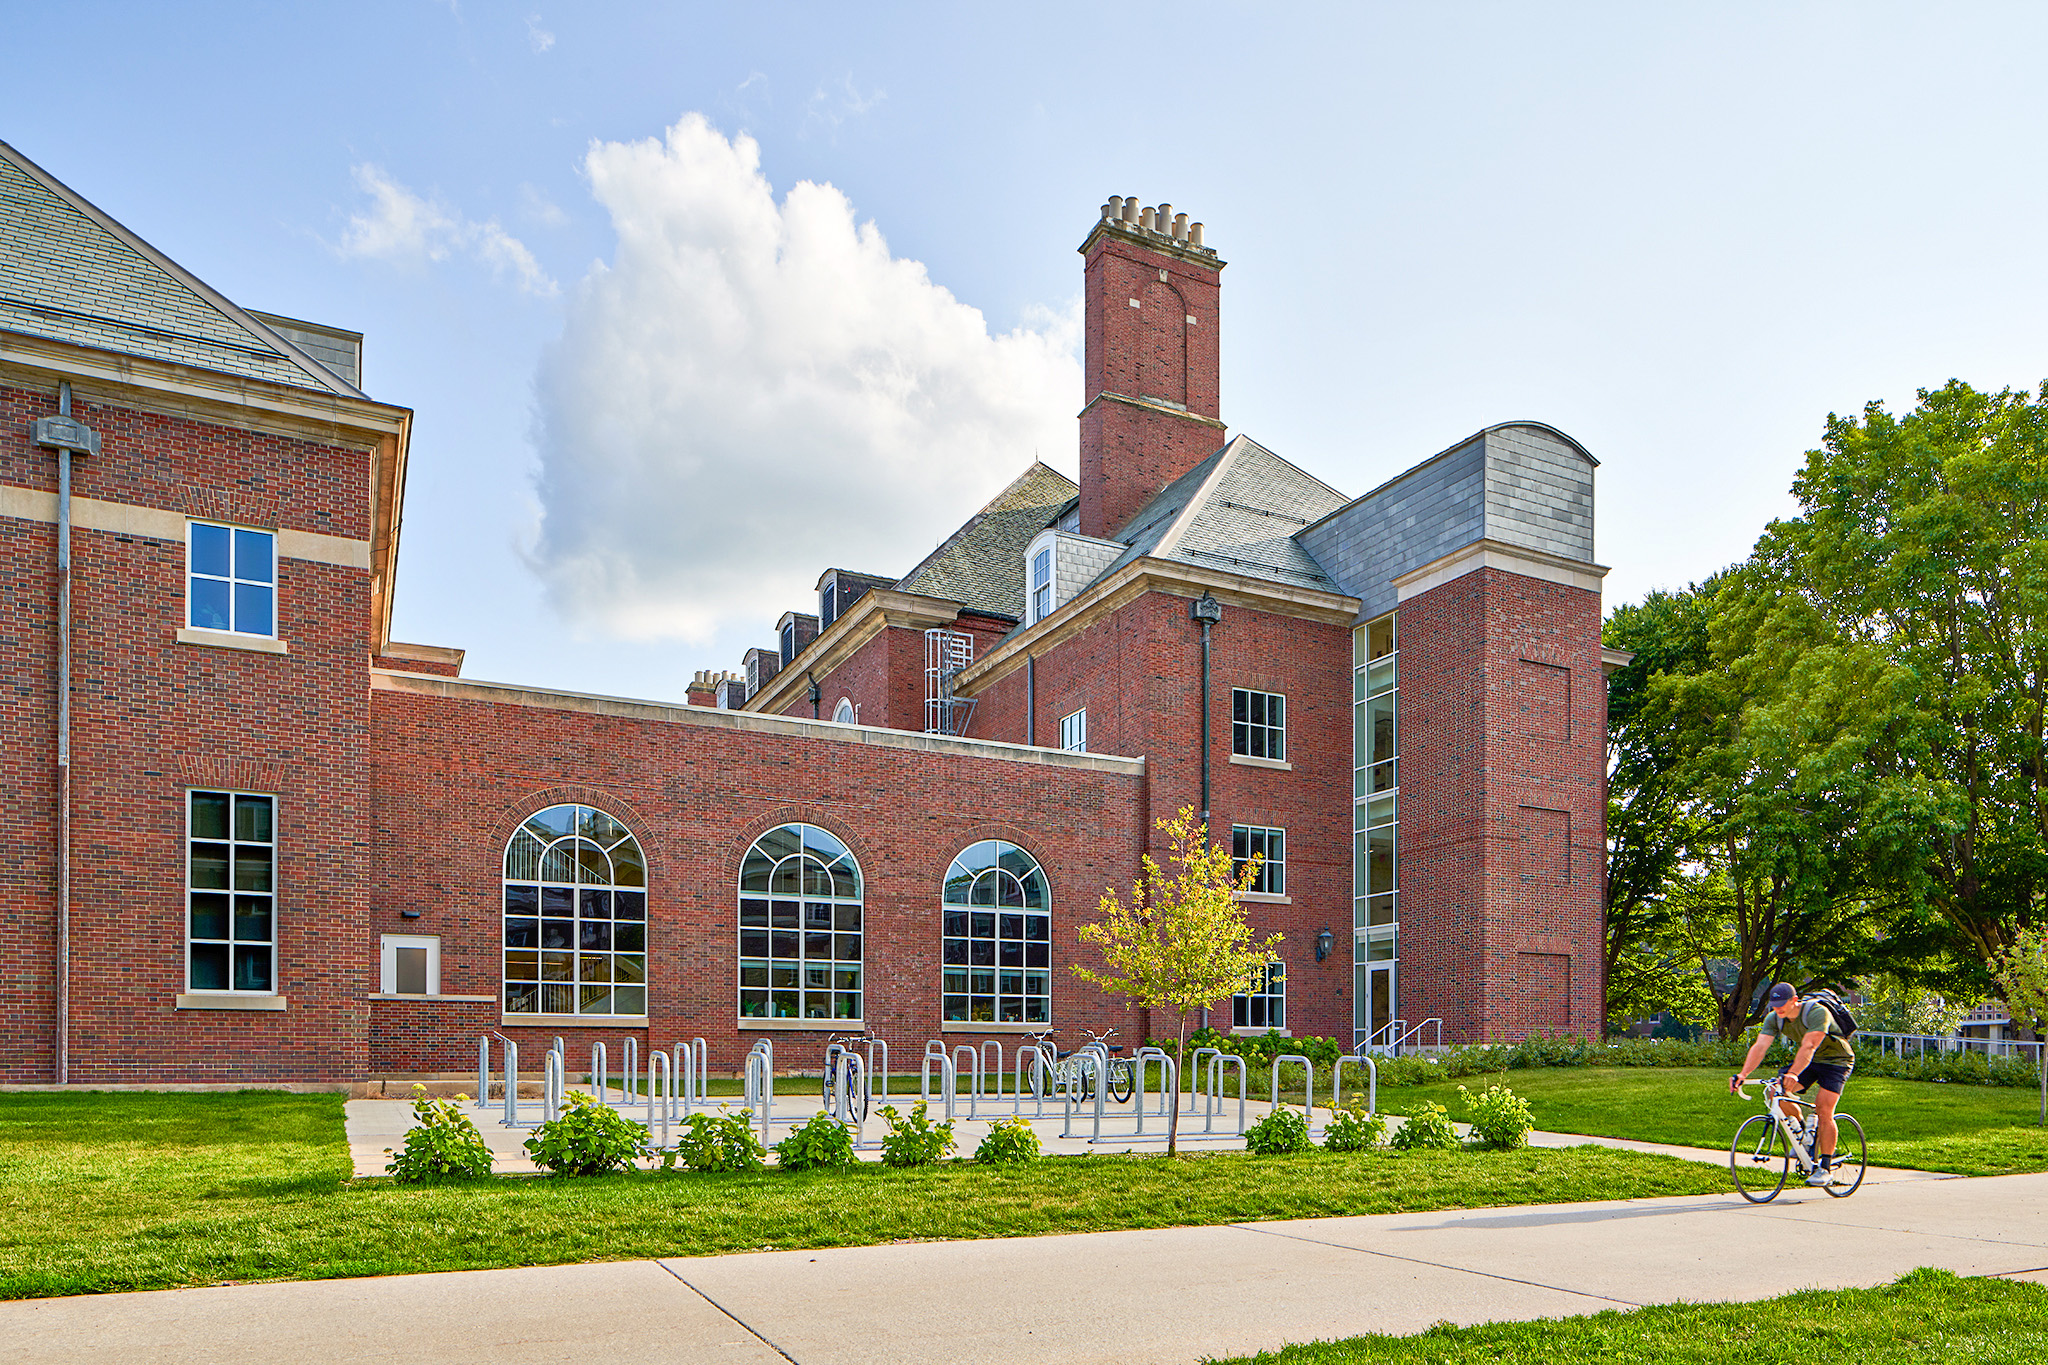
[[1729, 982, 1855, 1186]]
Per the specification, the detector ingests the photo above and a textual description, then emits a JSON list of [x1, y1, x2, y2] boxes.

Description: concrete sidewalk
[[5, 1170, 2041, 1364]]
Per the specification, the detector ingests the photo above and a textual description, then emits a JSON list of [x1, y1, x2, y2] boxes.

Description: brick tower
[[1077, 197, 1228, 539]]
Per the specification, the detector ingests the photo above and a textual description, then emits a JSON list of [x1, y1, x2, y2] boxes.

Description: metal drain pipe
[[1190, 593, 1222, 822], [32, 382, 98, 1086]]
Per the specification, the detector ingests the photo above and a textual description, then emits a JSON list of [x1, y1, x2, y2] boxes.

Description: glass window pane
[[611, 841, 646, 888], [233, 582, 273, 637], [526, 805, 577, 839], [505, 983, 539, 1014], [614, 890, 646, 921], [540, 983, 573, 1014], [579, 953, 611, 983], [189, 578, 230, 631], [233, 847, 272, 892], [505, 918, 538, 948], [190, 943, 229, 990], [505, 885, 539, 917], [233, 946, 271, 992], [190, 843, 230, 890], [234, 529, 274, 584], [579, 983, 613, 1013], [541, 951, 574, 981], [190, 523, 231, 577], [541, 919, 574, 949], [580, 888, 613, 919], [615, 922, 646, 952], [191, 793, 230, 840], [234, 796, 272, 844], [505, 950, 539, 980], [542, 886, 574, 917], [395, 947, 428, 996], [614, 955, 646, 985], [233, 896, 271, 943], [189, 893, 229, 942], [612, 985, 646, 1015], [579, 921, 612, 951]]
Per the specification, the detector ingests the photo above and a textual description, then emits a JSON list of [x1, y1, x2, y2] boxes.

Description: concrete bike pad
[[5, 1173, 2043, 1365]]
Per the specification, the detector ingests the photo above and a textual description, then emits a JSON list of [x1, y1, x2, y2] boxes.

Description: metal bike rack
[[743, 1043, 774, 1149], [953, 1044, 982, 1119], [1270, 1053, 1314, 1134], [647, 1048, 672, 1151], [1187, 1047, 1220, 1115], [622, 1037, 640, 1108], [488, 1032, 524, 1127], [671, 1038, 708, 1118], [1203, 1051, 1248, 1137], [542, 1046, 564, 1122], [920, 1042, 958, 1123], [1015, 1046, 1050, 1119], [1059, 1051, 1099, 1139], [982, 1041, 1006, 1099], [590, 1041, 610, 1106], [1107, 1050, 1176, 1141], [1135, 1046, 1173, 1117], [1333, 1052, 1377, 1117], [476, 1035, 493, 1110]]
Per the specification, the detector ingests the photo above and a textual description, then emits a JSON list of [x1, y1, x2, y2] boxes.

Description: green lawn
[[1385, 1067, 2048, 1177], [0, 1090, 1730, 1299], [1207, 1268, 2048, 1364]]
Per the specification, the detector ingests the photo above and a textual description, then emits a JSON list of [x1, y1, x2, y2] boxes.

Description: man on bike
[[1729, 982, 1854, 1186]]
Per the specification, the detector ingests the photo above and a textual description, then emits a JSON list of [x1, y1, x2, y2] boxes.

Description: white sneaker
[[1804, 1163, 1835, 1187]]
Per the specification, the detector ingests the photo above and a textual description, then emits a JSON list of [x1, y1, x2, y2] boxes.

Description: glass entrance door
[[1355, 963, 1396, 1050]]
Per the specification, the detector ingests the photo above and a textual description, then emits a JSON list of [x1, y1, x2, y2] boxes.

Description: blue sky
[[8, 3, 2048, 700]]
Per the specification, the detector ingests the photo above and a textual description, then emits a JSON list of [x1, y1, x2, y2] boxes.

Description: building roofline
[[0, 138, 365, 400], [371, 669, 1147, 775], [1298, 420, 1598, 539]]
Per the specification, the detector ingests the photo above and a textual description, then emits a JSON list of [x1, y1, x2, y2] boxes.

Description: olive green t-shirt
[[1758, 1000, 1855, 1067]]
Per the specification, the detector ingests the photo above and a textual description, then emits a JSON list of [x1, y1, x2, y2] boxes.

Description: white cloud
[[337, 165, 557, 296], [806, 75, 886, 138], [527, 113, 1080, 643], [526, 14, 554, 52]]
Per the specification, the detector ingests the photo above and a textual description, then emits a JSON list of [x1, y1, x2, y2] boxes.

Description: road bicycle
[[1021, 1028, 1136, 1103], [1730, 1075, 1867, 1203], [821, 1033, 874, 1127]]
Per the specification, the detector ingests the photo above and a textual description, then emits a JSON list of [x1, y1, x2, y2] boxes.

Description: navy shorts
[[1779, 1060, 1852, 1096]]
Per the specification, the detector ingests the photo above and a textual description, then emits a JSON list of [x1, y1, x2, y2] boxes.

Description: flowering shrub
[[385, 1086, 495, 1182], [1389, 1101, 1461, 1151], [774, 1111, 857, 1172], [1243, 1105, 1315, 1155], [973, 1116, 1042, 1164], [1458, 1082, 1535, 1150], [523, 1091, 649, 1175], [879, 1102, 956, 1167]]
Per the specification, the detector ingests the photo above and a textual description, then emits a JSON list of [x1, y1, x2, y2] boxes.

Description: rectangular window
[[1233, 961, 1285, 1030], [1232, 825, 1285, 894], [1031, 547, 1053, 623], [1232, 688, 1286, 760], [780, 621, 797, 668], [381, 934, 441, 995], [188, 522, 276, 637], [1061, 707, 1087, 753], [188, 790, 275, 993], [821, 581, 837, 628]]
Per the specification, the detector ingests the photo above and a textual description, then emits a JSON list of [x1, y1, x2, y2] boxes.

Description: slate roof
[[1089, 435, 1350, 593], [0, 140, 358, 396], [896, 462, 1080, 619]]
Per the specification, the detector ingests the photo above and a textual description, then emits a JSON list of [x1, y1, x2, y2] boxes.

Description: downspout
[[33, 383, 98, 1086], [807, 673, 820, 720], [1025, 654, 1035, 746], [1191, 593, 1222, 823]]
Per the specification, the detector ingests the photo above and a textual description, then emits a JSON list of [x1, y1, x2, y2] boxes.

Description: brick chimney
[[686, 669, 732, 708], [1077, 196, 1227, 539]]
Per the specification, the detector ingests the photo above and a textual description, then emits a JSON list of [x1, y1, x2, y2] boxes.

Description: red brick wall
[[1078, 229, 1226, 539], [1, 381, 374, 1084], [966, 590, 1355, 1042], [1397, 566, 1606, 1042], [779, 625, 928, 730], [370, 684, 1152, 1075]]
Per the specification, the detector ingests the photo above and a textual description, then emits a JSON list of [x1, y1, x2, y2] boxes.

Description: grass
[[1381, 1067, 2048, 1177], [0, 1090, 1730, 1299], [1206, 1267, 2048, 1364]]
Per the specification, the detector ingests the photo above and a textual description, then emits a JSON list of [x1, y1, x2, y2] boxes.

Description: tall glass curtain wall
[[1354, 615, 1398, 1046]]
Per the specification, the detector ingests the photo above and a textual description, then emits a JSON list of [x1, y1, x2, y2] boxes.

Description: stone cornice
[[1076, 391, 1227, 428], [1077, 219, 1226, 273], [957, 555, 1360, 693], [739, 587, 965, 715], [371, 669, 1147, 775], [1392, 537, 1610, 601]]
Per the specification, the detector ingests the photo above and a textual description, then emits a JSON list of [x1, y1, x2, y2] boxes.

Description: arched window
[[833, 698, 855, 724], [942, 840, 1050, 1024], [503, 804, 647, 1017], [739, 823, 863, 1021]]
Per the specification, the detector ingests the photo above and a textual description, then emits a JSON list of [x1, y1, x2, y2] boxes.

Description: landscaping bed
[[1206, 1267, 2048, 1364], [0, 1090, 1727, 1299]]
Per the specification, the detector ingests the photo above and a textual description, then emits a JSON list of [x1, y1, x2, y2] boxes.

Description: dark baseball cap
[[1765, 983, 1797, 1008]]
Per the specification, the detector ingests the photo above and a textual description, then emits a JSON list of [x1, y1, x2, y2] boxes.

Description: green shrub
[[1458, 1082, 1535, 1150], [773, 1111, 856, 1172], [667, 1105, 767, 1173], [878, 1101, 956, 1167], [523, 1091, 650, 1176], [384, 1086, 495, 1182], [1320, 1105, 1388, 1153], [973, 1116, 1041, 1164], [1389, 1100, 1461, 1151], [1243, 1105, 1315, 1155]]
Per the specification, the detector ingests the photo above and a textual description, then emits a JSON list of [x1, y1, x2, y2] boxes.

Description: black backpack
[[1807, 989, 1858, 1039]]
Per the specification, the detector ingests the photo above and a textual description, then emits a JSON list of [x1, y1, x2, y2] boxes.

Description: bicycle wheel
[[844, 1055, 868, 1127], [1730, 1114, 1790, 1203], [1825, 1113, 1866, 1197], [1108, 1059, 1134, 1104]]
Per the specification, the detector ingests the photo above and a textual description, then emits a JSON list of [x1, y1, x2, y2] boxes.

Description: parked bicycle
[[1730, 1075, 1867, 1202], [1021, 1027, 1135, 1103], [821, 1032, 874, 1127]]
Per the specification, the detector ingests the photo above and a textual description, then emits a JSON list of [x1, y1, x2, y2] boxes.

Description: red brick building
[[1, 149, 1614, 1086]]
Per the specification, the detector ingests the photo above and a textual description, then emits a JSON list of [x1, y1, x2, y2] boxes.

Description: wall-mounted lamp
[[1315, 927, 1335, 963], [400, 909, 423, 919]]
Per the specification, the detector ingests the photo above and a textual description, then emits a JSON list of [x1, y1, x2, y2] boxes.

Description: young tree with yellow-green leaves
[[1074, 806, 1281, 1155]]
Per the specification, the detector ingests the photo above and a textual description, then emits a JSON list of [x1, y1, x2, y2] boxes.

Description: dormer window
[[781, 621, 797, 667], [821, 581, 837, 628], [1030, 546, 1052, 623]]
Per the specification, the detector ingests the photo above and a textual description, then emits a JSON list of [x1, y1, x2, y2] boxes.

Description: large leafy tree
[[1762, 380, 2048, 977]]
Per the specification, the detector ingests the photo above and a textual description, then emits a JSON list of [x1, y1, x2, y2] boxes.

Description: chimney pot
[[1173, 212, 1188, 240], [1139, 207, 1154, 231], [1157, 203, 1172, 234], [1190, 222, 1204, 247], [1120, 198, 1137, 224]]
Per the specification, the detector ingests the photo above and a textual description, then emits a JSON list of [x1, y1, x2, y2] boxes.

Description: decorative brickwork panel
[[1514, 952, 1570, 1031], [1515, 659, 1570, 742], [1517, 805, 1570, 883]]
